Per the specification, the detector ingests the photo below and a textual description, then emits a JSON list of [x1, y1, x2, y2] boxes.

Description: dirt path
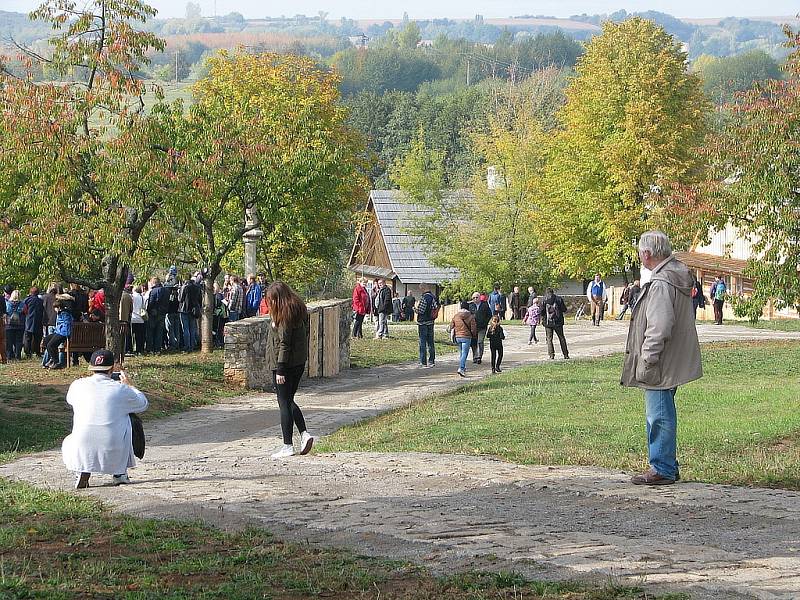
[[3, 321, 800, 599]]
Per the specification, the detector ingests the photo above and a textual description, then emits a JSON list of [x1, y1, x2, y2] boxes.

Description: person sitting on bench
[[43, 294, 74, 370]]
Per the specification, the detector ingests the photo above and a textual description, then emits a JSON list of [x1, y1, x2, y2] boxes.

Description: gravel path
[[3, 321, 800, 599]]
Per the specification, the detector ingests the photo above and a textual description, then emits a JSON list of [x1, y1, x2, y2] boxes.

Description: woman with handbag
[[265, 281, 315, 459]]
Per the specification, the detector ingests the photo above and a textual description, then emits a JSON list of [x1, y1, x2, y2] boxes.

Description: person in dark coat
[[23, 287, 44, 358], [691, 276, 706, 319], [542, 288, 569, 360], [265, 281, 314, 459], [402, 292, 416, 322], [42, 285, 58, 335], [374, 279, 392, 339], [510, 286, 521, 319], [468, 291, 492, 364], [178, 276, 202, 351]]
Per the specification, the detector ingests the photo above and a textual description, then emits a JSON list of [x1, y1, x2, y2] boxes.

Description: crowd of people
[[350, 231, 706, 487], [0, 270, 270, 365], [7, 232, 721, 491]]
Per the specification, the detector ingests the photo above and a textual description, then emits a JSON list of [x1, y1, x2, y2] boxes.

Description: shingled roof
[[349, 190, 466, 285]]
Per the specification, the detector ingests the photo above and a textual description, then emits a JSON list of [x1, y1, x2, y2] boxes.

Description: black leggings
[[353, 313, 365, 338], [490, 344, 503, 371], [528, 325, 538, 343], [274, 365, 307, 445]]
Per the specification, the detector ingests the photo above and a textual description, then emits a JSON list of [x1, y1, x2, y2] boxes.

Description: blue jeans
[[179, 313, 198, 351], [418, 323, 435, 365], [456, 337, 471, 372], [228, 310, 240, 323], [645, 388, 679, 478]]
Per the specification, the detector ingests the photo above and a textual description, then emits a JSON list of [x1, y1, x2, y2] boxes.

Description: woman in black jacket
[[265, 281, 314, 459]]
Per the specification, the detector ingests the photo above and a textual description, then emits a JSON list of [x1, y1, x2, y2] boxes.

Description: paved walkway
[[3, 321, 800, 599]]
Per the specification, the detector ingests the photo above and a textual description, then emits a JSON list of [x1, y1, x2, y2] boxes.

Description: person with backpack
[[711, 275, 727, 325], [4, 290, 25, 360], [691, 276, 706, 319], [522, 292, 541, 344], [543, 288, 569, 360], [486, 315, 505, 374], [415, 285, 439, 368], [586, 274, 608, 326]]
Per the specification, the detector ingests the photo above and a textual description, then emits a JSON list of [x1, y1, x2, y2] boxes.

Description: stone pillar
[[243, 234, 259, 277], [243, 208, 262, 277]]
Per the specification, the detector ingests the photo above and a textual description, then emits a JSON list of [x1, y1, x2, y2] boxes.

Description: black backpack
[[545, 299, 561, 326]]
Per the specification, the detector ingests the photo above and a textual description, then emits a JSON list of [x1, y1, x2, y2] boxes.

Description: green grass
[[0, 479, 677, 600], [736, 319, 800, 332], [350, 323, 458, 369], [0, 351, 241, 465], [322, 341, 800, 489]]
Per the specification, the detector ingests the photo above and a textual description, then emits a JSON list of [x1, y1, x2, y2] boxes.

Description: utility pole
[[466, 58, 470, 86], [175, 49, 179, 83]]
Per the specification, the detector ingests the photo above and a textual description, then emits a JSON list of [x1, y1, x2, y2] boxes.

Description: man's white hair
[[638, 231, 673, 260]]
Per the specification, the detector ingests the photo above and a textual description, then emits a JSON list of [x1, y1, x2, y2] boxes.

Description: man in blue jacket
[[245, 275, 262, 318]]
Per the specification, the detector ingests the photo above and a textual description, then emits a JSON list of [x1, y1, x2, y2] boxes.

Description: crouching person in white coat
[[62, 349, 148, 489]]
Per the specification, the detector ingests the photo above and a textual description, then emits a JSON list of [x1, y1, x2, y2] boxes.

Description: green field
[[322, 341, 800, 489]]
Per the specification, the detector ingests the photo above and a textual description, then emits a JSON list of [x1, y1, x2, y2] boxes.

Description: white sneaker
[[299, 432, 314, 455], [112, 474, 130, 486], [271, 444, 295, 459]]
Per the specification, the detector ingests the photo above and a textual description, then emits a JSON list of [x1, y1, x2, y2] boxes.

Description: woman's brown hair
[[265, 281, 307, 327]]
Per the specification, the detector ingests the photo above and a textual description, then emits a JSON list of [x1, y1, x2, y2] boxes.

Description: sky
[[4, 0, 800, 20]]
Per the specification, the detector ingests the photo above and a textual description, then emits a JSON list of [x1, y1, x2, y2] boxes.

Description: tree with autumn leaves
[[164, 51, 365, 352], [0, 2, 366, 356], [0, 0, 169, 359], [539, 17, 710, 280], [703, 27, 800, 320]]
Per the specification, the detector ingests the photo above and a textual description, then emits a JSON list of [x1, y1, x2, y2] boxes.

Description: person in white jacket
[[586, 273, 609, 326], [62, 349, 149, 489]]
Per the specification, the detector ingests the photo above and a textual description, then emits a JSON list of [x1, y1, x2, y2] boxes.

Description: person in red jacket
[[351, 277, 370, 339]]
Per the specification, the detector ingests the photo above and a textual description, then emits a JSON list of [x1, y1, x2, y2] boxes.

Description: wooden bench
[[65, 322, 107, 364]]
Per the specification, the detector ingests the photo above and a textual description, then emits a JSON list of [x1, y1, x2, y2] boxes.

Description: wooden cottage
[[348, 190, 461, 295]]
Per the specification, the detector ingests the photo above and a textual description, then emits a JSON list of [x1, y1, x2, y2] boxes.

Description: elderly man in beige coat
[[622, 231, 702, 485]]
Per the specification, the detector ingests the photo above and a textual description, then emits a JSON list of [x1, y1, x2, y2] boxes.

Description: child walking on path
[[523, 296, 541, 344], [486, 315, 505, 373]]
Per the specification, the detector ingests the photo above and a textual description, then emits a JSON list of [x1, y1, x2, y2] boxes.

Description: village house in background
[[348, 190, 459, 297], [349, 187, 798, 321]]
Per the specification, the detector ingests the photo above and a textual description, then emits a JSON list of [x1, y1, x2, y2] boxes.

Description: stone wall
[[224, 299, 352, 390]]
